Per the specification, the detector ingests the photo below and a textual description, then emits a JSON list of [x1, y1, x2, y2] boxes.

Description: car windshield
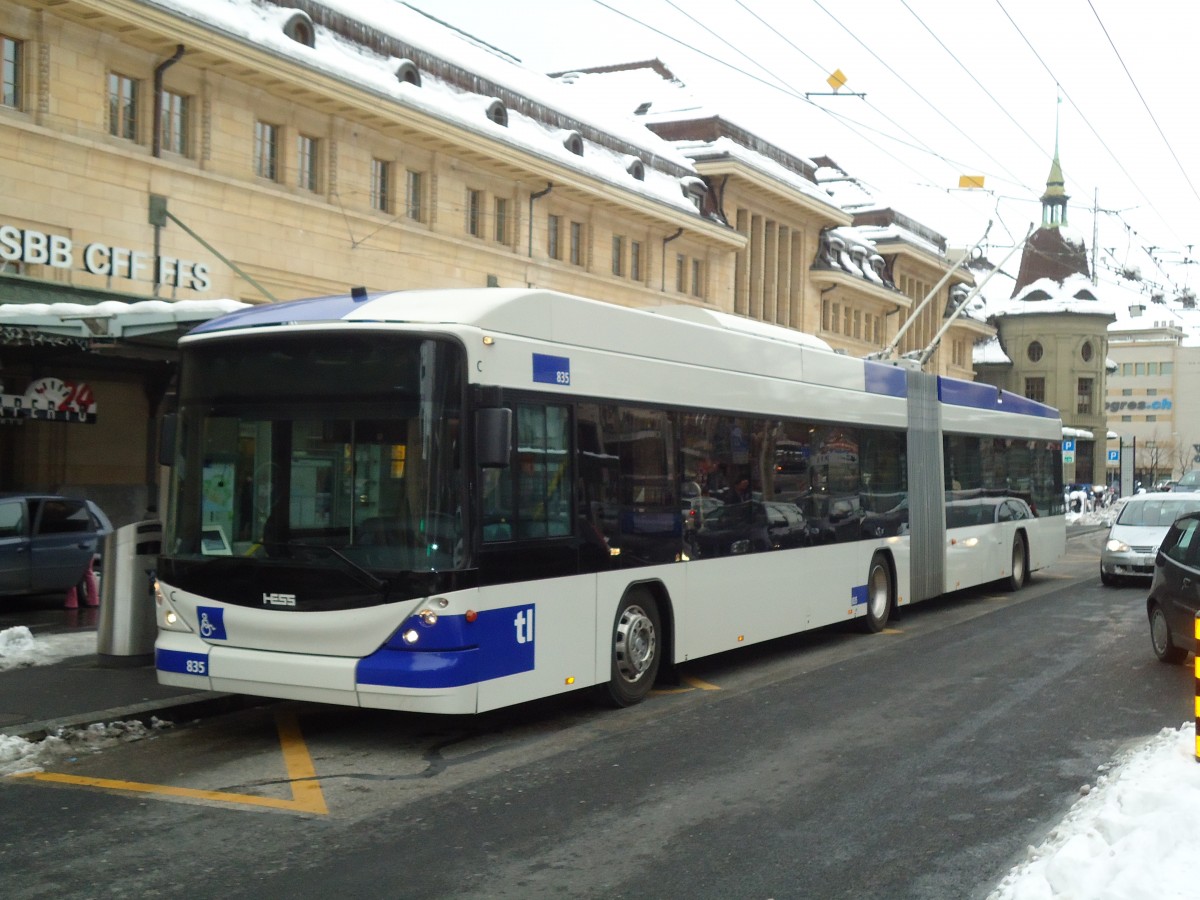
[[165, 333, 465, 574], [1175, 471, 1200, 491], [1117, 497, 1200, 527]]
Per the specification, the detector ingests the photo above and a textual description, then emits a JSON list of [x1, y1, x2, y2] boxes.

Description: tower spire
[[1042, 92, 1068, 227]]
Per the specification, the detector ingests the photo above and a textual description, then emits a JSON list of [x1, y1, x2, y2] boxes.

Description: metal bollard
[[97, 520, 162, 667]]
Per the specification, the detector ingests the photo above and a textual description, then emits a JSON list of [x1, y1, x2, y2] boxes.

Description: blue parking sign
[[1108, 450, 1120, 462], [1062, 439, 1075, 452]]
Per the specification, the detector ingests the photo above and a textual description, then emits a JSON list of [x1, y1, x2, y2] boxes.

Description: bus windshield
[[165, 333, 465, 576]]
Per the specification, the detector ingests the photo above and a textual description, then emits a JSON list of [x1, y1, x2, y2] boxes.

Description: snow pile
[[0, 718, 170, 776], [988, 723, 1200, 900], [0, 626, 97, 672]]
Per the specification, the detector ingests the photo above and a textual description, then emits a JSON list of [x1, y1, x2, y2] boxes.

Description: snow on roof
[[973, 335, 1011, 365], [150, 0, 703, 214], [552, 63, 844, 219], [679, 137, 842, 214]]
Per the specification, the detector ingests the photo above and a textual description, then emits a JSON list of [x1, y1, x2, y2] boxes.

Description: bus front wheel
[[860, 553, 892, 633], [598, 590, 661, 708]]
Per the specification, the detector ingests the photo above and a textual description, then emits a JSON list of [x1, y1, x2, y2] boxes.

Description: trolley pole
[[1195, 611, 1199, 762]]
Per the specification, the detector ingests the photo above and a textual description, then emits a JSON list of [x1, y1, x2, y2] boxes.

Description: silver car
[[1100, 492, 1200, 585]]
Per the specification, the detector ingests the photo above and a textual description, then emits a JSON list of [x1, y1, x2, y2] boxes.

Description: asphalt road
[[1, 529, 1191, 899]]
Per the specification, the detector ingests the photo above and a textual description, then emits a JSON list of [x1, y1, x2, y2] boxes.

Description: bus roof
[[185, 288, 1060, 425], [188, 288, 836, 352]]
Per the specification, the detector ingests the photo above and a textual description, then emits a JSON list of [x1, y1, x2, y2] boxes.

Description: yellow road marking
[[10, 709, 328, 815], [681, 675, 721, 691]]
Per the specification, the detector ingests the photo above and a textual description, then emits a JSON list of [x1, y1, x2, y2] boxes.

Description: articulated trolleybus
[[155, 288, 1065, 713]]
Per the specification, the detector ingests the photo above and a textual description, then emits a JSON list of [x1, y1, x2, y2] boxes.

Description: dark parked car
[[693, 500, 810, 558], [0, 494, 110, 598], [1145, 510, 1200, 664]]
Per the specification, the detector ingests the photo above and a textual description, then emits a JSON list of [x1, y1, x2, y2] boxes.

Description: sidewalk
[[0, 628, 247, 741]]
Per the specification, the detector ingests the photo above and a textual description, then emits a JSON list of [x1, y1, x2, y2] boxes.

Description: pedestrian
[[65, 563, 100, 609]]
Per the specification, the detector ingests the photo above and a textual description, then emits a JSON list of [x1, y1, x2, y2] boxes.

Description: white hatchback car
[[1100, 491, 1200, 585]]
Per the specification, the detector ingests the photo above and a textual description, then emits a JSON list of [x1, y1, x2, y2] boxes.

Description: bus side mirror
[[158, 413, 177, 466], [476, 408, 512, 468]]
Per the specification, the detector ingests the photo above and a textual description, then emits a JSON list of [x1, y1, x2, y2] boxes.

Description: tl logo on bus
[[514, 607, 534, 644]]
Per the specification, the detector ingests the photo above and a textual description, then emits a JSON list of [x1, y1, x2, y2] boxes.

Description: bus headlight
[[402, 628, 420, 644], [154, 580, 193, 633], [418, 609, 438, 626]]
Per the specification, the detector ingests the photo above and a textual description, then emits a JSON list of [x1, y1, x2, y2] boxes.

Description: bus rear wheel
[[860, 553, 892, 633], [1006, 533, 1028, 591], [598, 590, 661, 708]]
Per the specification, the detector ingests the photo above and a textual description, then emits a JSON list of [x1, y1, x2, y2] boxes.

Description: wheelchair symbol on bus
[[196, 606, 227, 640]]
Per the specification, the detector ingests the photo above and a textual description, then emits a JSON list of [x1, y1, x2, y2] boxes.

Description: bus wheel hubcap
[[615, 605, 655, 683], [869, 565, 888, 620]]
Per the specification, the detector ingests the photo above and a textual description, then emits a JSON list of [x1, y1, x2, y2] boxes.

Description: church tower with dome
[[973, 142, 1115, 487]]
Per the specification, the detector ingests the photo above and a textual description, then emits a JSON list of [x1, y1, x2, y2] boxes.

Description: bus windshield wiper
[[285, 541, 387, 592]]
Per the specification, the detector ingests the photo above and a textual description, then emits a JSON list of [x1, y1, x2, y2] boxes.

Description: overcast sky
[[422, 0, 1200, 300]]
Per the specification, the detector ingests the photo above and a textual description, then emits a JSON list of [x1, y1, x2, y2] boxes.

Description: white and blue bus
[[154, 288, 1065, 713]]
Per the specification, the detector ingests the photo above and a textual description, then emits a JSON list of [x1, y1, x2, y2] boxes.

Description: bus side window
[[513, 404, 572, 540]]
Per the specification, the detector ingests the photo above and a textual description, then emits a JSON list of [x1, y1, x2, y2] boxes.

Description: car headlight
[[1105, 539, 1130, 553]]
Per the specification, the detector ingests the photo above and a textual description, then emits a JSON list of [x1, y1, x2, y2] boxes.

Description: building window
[[255, 121, 280, 181], [612, 236, 625, 276], [691, 258, 703, 298], [297, 134, 319, 191], [159, 90, 190, 155], [1025, 377, 1045, 403], [1027, 340, 1043, 363], [547, 215, 560, 260], [108, 73, 139, 141], [494, 197, 508, 244], [1081, 340, 1093, 362], [1162, 361, 1174, 374], [1077, 377, 1093, 415], [2, 36, 22, 110], [1121, 363, 1133, 376], [1122, 388, 1133, 396], [466, 189, 483, 237], [570, 221, 583, 266], [370, 158, 390, 212], [630, 240, 642, 282], [676, 254, 686, 292], [405, 170, 423, 221], [1135, 362, 1145, 375]]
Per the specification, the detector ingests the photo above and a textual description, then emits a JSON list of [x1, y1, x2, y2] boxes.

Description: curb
[[1, 691, 269, 742]]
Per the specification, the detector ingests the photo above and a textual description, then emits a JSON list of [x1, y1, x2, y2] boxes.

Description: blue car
[[0, 494, 111, 598]]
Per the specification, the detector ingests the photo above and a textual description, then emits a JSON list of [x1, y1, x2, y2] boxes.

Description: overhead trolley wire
[[1083, 0, 1200, 212], [588, 0, 1017, 232], [992, 0, 1188, 251]]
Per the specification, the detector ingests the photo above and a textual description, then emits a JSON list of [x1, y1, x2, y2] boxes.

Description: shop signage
[[1105, 398, 1173, 412], [0, 224, 210, 291], [0, 377, 96, 424]]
